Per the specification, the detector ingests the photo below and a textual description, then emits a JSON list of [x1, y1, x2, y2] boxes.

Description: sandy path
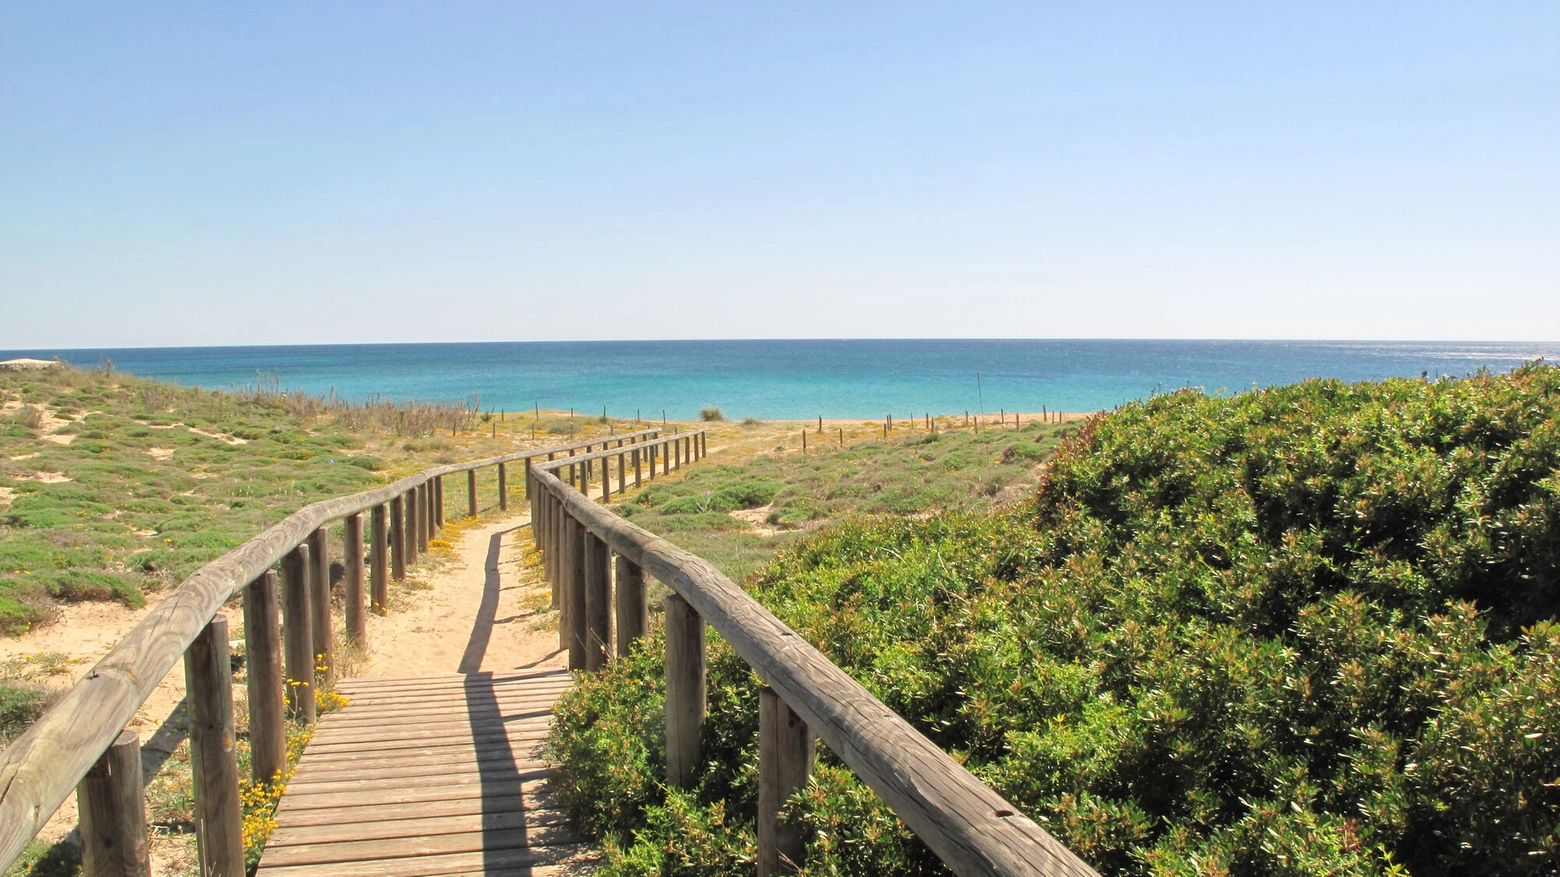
[[356, 511, 566, 677]]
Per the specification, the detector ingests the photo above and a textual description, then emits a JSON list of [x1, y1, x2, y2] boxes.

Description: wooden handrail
[[531, 437, 1099, 877], [0, 428, 662, 870]]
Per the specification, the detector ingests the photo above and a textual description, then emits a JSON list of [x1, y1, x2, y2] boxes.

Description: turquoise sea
[[3, 340, 1556, 421]]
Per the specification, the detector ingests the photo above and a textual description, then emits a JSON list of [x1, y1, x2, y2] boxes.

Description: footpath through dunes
[[257, 487, 584, 875]]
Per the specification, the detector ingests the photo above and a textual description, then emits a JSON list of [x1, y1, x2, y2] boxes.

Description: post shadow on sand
[[458, 524, 526, 674]]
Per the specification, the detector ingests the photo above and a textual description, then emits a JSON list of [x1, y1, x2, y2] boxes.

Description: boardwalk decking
[[257, 668, 595, 877]]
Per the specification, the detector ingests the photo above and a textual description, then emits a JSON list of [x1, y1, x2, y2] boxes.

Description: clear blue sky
[[2, 2, 1555, 347]]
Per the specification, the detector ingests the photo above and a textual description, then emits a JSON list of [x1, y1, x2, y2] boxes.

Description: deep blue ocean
[[2, 340, 1556, 421]]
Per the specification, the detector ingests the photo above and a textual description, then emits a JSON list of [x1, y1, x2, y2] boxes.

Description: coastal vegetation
[[549, 365, 1560, 876]]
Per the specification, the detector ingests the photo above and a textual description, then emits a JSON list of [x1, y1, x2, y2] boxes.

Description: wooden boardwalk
[[257, 668, 595, 877]]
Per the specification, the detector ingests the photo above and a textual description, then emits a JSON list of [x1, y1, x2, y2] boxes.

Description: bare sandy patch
[[188, 427, 247, 445], [15, 471, 72, 484], [9, 452, 38, 461], [147, 447, 175, 461], [358, 511, 564, 677], [0, 486, 13, 511]]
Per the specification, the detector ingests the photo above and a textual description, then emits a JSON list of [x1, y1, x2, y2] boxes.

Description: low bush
[[553, 365, 1560, 876]]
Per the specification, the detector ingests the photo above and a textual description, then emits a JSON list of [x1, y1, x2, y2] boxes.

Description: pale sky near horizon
[[2, 2, 1556, 349]]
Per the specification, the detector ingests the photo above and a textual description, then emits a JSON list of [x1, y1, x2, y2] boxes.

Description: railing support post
[[615, 556, 646, 656], [371, 503, 389, 611], [243, 570, 286, 785], [634, 447, 642, 487], [665, 593, 705, 789], [282, 544, 315, 723], [187, 615, 244, 877], [759, 688, 815, 876], [405, 487, 420, 566], [468, 468, 479, 518], [308, 526, 334, 688], [390, 494, 406, 580], [584, 532, 611, 671], [566, 517, 588, 671], [435, 474, 445, 527], [617, 451, 626, 496], [344, 513, 366, 646], [78, 730, 151, 877], [498, 462, 508, 511]]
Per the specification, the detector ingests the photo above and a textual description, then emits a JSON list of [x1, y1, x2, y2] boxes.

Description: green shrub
[[555, 366, 1560, 876], [700, 407, 725, 422]]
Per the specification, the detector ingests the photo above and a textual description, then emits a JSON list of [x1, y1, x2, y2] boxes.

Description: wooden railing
[[530, 436, 1099, 877], [0, 427, 686, 876]]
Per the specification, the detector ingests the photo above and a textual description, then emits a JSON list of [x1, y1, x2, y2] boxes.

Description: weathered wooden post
[[390, 494, 406, 580], [416, 484, 430, 554], [759, 688, 815, 876], [634, 447, 642, 487], [665, 593, 705, 788], [615, 556, 646, 656], [617, 450, 626, 493], [281, 544, 315, 723], [187, 615, 244, 877], [405, 487, 420, 566], [497, 461, 508, 511], [371, 504, 389, 611], [648, 443, 657, 479], [434, 475, 445, 527], [567, 518, 589, 671], [583, 532, 611, 670], [344, 513, 366, 646], [243, 570, 286, 785], [308, 526, 334, 688], [78, 730, 151, 877]]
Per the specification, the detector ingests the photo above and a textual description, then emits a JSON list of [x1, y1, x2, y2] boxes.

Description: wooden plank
[[295, 728, 550, 756], [257, 843, 593, 877], [265, 808, 568, 847], [294, 738, 548, 766], [279, 766, 552, 797], [313, 691, 565, 716], [289, 751, 550, 782], [260, 823, 576, 867], [305, 719, 553, 746], [271, 778, 552, 812], [273, 791, 562, 828]]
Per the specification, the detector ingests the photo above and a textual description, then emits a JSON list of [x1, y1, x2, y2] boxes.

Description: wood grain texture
[[283, 545, 316, 724], [664, 593, 705, 790], [188, 617, 244, 877], [370, 504, 389, 612], [615, 556, 647, 656], [344, 514, 366, 645], [308, 527, 334, 687], [759, 688, 814, 877], [77, 730, 151, 877], [245, 571, 287, 785]]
